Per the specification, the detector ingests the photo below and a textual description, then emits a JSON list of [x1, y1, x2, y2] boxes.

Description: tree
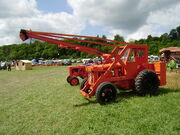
[[114, 34, 124, 42], [147, 35, 153, 43], [102, 35, 107, 39], [167, 60, 176, 70], [0, 25, 180, 60], [169, 29, 178, 40], [176, 26, 180, 39]]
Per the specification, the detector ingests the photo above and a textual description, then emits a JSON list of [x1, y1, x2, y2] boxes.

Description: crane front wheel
[[69, 77, 79, 86], [95, 82, 117, 105]]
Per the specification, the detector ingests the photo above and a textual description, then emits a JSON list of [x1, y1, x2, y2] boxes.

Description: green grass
[[0, 66, 180, 135]]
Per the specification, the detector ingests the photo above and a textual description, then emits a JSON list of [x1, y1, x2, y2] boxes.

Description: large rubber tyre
[[135, 69, 160, 96], [66, 76, 71, 83], [80, 78, 87, 89], [95, 82, 117, 105], [69, 77, 79, 86]]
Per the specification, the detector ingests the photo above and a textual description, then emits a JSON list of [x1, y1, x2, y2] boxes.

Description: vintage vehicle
[[20, 29, 166, 104]]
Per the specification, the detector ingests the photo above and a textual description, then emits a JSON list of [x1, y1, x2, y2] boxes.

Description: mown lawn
[[0, 66, 179, 135]]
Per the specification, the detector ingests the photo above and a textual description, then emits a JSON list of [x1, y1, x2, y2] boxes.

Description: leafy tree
[[169, 29, 178, 40], [167, 60, 176, 70], [176, 26, 180, 39], [114, 34, 124, 42], [102, 35, 107, 39], [0, 25, 180, 60]]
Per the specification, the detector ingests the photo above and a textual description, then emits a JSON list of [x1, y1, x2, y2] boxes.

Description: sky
[[0, 0, 180, 46]]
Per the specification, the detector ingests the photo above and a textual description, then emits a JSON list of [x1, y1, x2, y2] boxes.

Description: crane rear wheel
[[135, 69, 160, 96]]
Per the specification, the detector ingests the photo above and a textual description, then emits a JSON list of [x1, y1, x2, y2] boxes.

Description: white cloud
[[127, 3, 180, 41], [67, 0, 180, 41], [68, 0, 180, 32], [0, 0, 180, 45], [0, 0, 39, 18], [0, 0, 85, 45]]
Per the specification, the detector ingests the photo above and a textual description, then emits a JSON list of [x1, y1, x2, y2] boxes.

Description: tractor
[[67, 65, 87, 86], [20, 29, 166, 105]]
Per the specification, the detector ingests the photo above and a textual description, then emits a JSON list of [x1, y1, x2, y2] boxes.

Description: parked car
[[76, 59, 82, 63], [62, 59, 72, 65], [71, 60, 77, 63], [0, 62, 7, 70], [31, 59, 38, 65], [148, 55, 159, 61]]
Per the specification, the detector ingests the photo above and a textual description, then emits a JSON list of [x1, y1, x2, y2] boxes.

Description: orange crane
[[20, 29, 166, 105]]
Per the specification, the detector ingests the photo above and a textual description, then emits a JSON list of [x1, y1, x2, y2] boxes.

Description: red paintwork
[[19, 29, 166, 98], [68, 65, 87, 79], [70, 78, 79, 86]]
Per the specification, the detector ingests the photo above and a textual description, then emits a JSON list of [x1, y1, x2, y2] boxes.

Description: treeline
[[0, 35, 124, 61], [0, 26, 180, 61], [134, 26, 180, 55]]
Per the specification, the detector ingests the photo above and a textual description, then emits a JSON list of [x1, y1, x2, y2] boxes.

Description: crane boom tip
[[20, 29, 29, 41]]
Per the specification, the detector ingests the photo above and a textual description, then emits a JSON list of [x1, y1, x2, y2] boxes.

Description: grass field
[[0, 66, 180, 135]]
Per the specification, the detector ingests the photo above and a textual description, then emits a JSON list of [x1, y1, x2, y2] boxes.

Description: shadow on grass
[[155, 87, 180, 95], [73, 98, 97, 107], [73, 87, 180, 107], [116, 87, 180, 102]]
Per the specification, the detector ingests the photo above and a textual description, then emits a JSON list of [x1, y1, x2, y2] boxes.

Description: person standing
[[7, 62, 11, 71]]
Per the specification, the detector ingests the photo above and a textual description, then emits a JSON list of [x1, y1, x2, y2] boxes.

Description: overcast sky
[[0, 0, 180, 46]]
